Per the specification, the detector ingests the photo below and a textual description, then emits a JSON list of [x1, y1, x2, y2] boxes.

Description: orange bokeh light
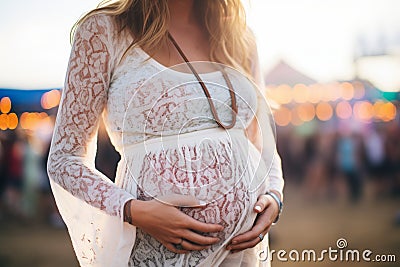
[[0, 114, 7, 130], [336, 101, 352, 119], [275, 84, 292, 104], [373, 101, 397, 122], [308, 84, 321, 103], [353, 81, 365, 99], [340, 82, 354, 101], [20, 112, 49, 130], [296, 103, 315, 122], [316, 102, 333, 121], [382, 102, 396, 121], [373, 101, 384, 121], [274, 106, 292, 127], [7, 113, 18, 130], [322, 83, 339, 102], [41, 89, 61, 109], [291, 109, 303, 126], [354, 101, 373, 122], [293, 84, 309, 103], [0, 97, 12, 114]]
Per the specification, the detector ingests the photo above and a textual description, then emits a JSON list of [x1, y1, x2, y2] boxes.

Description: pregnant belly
[[179, 182, 254, 242], [136, 179, 255, 248], [135, 138, 257, 201], [132, 184, 256, 266], [130, 143, 261, 265]]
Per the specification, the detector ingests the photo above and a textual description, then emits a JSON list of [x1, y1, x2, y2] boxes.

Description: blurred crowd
[[1, 119, 399, 226], [278, 120, 400, 202], [0, 125, 119, 227], [0, 130, 62, 226]]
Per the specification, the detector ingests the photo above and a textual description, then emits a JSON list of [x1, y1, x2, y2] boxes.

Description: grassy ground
[[270, 184, 399, 267], [0, 182, 399, 267]]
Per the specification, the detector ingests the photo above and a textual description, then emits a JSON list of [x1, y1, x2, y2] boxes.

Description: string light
[[41, 89, 61, 109], [341, 82, 354, 100], [0, 97, 12, 114], [296, 103, 315, 122], [316, 102, 333, 121], [274, 106, 291, 126], [354, 101, 373, 122], [293, 84, 309, 103], [336, 101, 352, 119], [7, 113, 18, 130]]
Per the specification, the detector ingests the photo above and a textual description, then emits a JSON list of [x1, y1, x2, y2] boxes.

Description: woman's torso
[[101, 20, 268, 266]]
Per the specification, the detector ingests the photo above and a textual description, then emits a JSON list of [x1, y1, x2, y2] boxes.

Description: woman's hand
[[130, 195, 224, 254], [225, 192, 280, 253]]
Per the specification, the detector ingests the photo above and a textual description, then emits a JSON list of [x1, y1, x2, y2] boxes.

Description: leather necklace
[[167, 32, 238, 129]]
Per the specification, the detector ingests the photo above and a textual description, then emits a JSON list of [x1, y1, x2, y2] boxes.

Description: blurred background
[[0, 0, 399, 266]]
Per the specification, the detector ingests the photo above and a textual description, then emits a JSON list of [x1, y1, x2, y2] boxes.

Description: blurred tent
[[264, 60, 317, 86], [263, 60, 399, 102]]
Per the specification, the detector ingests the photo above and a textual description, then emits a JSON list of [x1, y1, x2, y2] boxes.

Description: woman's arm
[[47, 14, 134, 220]]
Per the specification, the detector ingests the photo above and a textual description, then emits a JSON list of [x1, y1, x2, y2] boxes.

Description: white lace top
[[47, 14, 284, 267]]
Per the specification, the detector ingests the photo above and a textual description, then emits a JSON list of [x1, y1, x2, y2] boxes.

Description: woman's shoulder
[[75, 13, 119, 38], [73, 12, 133, 56]]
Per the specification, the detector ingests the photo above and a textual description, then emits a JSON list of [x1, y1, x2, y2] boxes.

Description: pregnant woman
[[47, 0, 284, 266]]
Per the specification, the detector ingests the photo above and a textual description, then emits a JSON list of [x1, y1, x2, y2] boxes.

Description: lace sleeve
[[47, 14, 134, 219], [246, 44, 285, 198]]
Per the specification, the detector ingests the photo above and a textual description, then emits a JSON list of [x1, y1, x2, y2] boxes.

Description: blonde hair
[[73, 0, 256, 75]]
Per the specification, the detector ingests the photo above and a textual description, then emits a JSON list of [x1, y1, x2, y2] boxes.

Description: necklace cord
[[167, 32, 237, 129]]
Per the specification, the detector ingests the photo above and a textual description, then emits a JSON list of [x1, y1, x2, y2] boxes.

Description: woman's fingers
[[185, 215, 224, 233], [253, 194, 270, 213], [163, 229, 218, 253], [180, 239, 212, 251], [227, 195, 279, 251], [164, 239, 211, 253], [135, 198, 224, 252], [226, 211, 271, 249], [226, 226, 270, 252], [181, 229, 220, 245], [228, 229, 269, 253], [163, 241, 188, 254]]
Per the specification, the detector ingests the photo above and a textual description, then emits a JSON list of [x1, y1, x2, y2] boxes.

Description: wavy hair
[[72, 0, 256, 75]]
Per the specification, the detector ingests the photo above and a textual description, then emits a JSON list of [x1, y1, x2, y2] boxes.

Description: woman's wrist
[[123, 199, 133, 225], [126, 199, 148, 227], [265, 190, 283, 224]]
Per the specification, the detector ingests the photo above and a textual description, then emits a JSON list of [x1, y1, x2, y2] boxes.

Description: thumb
[[254, 194, 269, 213]]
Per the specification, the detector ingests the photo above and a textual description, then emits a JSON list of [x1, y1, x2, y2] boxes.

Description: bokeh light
[[353, 81, 366, 99], [378, 102, 396, 121], [41, 89, 61, 109], [336, 101, 352, 119], [296, 103, 315, 122], [0, 113, 7, 130], [7, 113, 18, 130], [308, 84, 322, 103], [340, 82, 355, 100], [274, 106, 292, 126], [316, 102, 333, 121], [353, 101, 374, 122], [20, 112, 49, 130], [293, 84, 309, 103], [276, 84, 293, 104], [0, 97, 12, 113], [291, 108, 303, 126]]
